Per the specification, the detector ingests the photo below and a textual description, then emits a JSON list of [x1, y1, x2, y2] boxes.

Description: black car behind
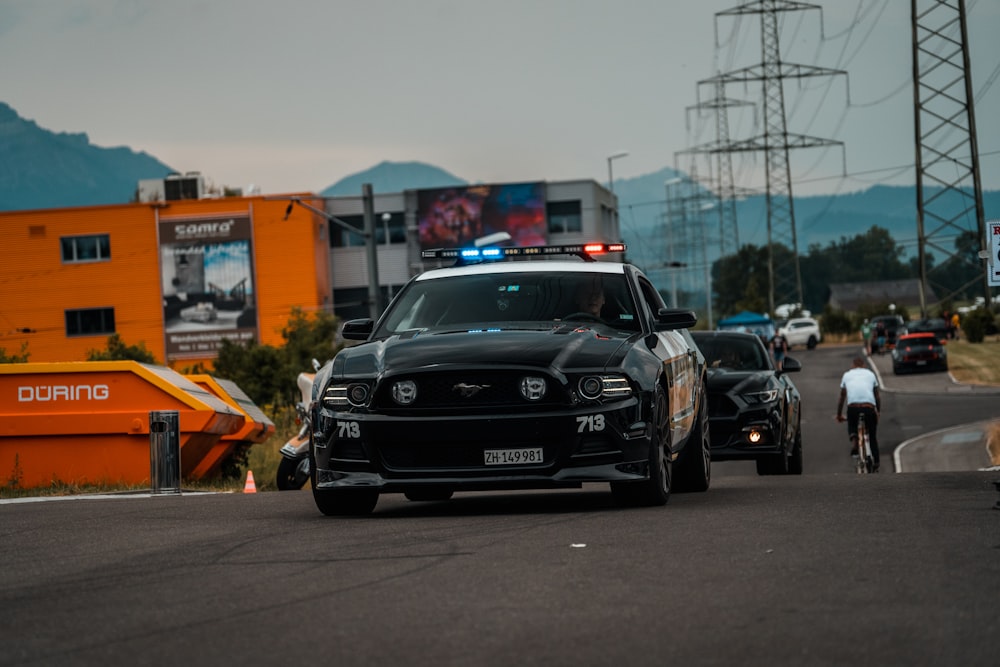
[[690, 331, 803, 475]]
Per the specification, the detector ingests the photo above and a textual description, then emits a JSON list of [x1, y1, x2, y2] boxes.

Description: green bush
[[961, 308, 996, 343], [820, 305, 853, 336]]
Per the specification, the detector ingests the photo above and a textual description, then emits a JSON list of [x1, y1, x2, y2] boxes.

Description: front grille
[[372, 370, 566, 410]]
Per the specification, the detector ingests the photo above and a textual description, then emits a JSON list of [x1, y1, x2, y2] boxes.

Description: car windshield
[[695, 336, 770, 371], [376, 271, 641, 335]]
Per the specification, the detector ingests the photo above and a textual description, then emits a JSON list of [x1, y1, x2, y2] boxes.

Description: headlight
[[392, 380, 418, 405], [519, 376, 547, 401], [323, 382, 371, 408], [577, 375, 633, 401], [743, 389, 778, 404]]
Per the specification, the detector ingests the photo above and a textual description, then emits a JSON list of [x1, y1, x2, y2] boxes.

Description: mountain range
[[2, 101, 997, 266]]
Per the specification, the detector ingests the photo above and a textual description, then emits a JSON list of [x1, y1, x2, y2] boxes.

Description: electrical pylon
[[700, 0, 847, 315], [912, 0, 990, 314]]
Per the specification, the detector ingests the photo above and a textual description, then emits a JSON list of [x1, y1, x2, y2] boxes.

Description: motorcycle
[[276, 361, 320, 490]]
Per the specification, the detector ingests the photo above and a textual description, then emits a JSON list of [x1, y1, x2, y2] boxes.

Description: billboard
[[417, 182, 547, 249], [990, 220, 1000, 287], [158, 215, 258, 360]]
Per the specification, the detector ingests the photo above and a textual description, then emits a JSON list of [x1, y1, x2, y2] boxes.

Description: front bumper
[[705, 393, 785, 460], [312, 400, 655, 491]]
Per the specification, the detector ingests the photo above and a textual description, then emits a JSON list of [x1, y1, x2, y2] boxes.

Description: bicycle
[[855, 414, 874, 474]]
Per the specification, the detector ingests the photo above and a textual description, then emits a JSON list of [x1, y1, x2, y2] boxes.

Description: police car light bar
[[422, 242, 627, 263]]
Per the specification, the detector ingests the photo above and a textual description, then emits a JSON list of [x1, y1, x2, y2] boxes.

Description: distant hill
[[320, 160, 466, 196], [0, 102, 174, 211]]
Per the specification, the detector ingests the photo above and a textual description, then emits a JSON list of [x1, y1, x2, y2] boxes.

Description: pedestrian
[[874, 320, 886, 355], [836, 357, 882, 472], [951, 312, 960, 341], [861, 318, 872, 355], [769, 331, 789, 370]]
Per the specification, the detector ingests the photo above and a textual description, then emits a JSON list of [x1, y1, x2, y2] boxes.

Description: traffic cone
[[243, 469, 257, 494]]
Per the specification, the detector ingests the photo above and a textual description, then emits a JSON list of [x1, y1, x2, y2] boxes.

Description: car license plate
[[484, 448, 543, 465], [916, 360, 927, 365]]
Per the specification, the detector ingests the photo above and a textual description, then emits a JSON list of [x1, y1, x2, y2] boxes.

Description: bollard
[[149, 411, 181, 494]]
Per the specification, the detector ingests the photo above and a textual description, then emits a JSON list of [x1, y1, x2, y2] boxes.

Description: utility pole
[[701, 0, 847, 315], [912, 0, 990, 314]]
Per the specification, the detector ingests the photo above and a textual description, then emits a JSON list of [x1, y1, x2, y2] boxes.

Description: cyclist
[[835, 357, 881, 472]]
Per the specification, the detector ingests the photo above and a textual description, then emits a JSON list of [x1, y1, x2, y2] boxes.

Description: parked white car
[[778, 317, 822, 349]]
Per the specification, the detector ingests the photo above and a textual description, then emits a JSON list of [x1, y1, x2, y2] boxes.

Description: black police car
[[309, 242, 711, 515]]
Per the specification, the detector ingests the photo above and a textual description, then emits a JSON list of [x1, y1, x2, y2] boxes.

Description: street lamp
[[606, 151, 629, 195]]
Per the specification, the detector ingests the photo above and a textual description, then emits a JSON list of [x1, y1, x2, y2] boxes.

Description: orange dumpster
[[185, 374, 276, 479], [0, 361, 245, 489]]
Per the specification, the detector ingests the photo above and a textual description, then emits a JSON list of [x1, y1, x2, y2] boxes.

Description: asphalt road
[[2, 345, 999, 667]]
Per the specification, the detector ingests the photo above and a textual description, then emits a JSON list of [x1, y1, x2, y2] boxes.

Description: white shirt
[[840, 367, 879, 405]]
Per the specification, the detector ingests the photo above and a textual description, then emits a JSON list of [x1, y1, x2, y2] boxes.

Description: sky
[[2, 0, 999, 197]]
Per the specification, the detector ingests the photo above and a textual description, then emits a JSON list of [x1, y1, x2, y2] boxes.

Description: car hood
[[331, 324, 637, 378], [705, 368, 774, 393]]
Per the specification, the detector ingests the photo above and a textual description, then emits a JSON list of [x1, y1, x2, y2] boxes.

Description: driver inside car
[[568, 275, 606, 319]]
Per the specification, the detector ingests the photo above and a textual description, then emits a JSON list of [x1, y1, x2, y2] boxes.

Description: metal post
[[362, 183, 382, 320], [149, 411, 181, 494]]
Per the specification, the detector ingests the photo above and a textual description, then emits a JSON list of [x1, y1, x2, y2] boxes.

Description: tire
[[807, 335, 818, 349], [276, 456, 309, 490], [787, 428, 803, 475], [404, 488, 455, 502], [611, 385, 671, 507], [310, 454, 379, 515], [756, 433, 789, 476], [312, 488, 379, 516], [673, 395, 711, 493]]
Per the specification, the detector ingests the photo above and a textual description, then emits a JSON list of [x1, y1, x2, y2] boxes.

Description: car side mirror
[[342, 318, 374, 341], [655, 308, 697, 331]]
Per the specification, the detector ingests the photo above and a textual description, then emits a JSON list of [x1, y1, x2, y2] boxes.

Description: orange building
[[0, 194, 330, 369]]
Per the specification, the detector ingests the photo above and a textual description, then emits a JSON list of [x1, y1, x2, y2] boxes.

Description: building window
[[61, 234, 111, 263], [329, 213, 406, 247], [546, 201, 582, 234], [333, 286, 402, 321], [329, 215, 365, 248], [65, 308, 115, 336]]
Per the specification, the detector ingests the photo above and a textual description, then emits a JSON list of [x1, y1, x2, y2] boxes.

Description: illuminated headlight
[[578, 375, 632, 401], [391, 380, 418, 405], [519, 376, 547, 401], [323, 383, 370, 408], [743, 389, 778, 404], [747, 428, 764, 444]]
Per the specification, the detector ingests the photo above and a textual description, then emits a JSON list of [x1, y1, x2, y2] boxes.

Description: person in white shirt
[[836, 357, 882, 471]]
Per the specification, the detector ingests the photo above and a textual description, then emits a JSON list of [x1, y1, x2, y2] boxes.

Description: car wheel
[[673, 394, 711, 493], [787, 427, 803, 475], [312, 488, 379, 516], [276, 456, 309, 490], [807, 335, 818, 349], [611, 385, 671, 507], [309, 456, 379, 516], [756, 436, 789, 475], [404, 488, 455, 502]]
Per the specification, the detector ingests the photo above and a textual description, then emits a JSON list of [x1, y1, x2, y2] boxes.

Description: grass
[[944, 336, 1000, 386]]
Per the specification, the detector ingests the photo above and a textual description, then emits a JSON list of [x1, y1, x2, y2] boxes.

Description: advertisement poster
[[417, 182, 547, 250], [159, 215, 258, 360]]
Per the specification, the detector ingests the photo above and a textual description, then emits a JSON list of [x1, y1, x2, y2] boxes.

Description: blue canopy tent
[[716, 311, 775, 340]]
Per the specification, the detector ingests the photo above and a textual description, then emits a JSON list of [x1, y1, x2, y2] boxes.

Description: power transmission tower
[[701, 0, 847, 315], [912, 0, 990, 314], [681, 77, 755, 258]]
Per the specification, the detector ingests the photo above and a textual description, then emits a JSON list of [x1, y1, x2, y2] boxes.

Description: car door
[[635, 275, 698, 450]]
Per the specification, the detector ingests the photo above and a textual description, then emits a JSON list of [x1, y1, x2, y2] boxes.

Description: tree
[[86, 334, 157, 363], [0, 342, 30, 363], [211, 308, 341, 408], [712, 244, 772, 317]]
